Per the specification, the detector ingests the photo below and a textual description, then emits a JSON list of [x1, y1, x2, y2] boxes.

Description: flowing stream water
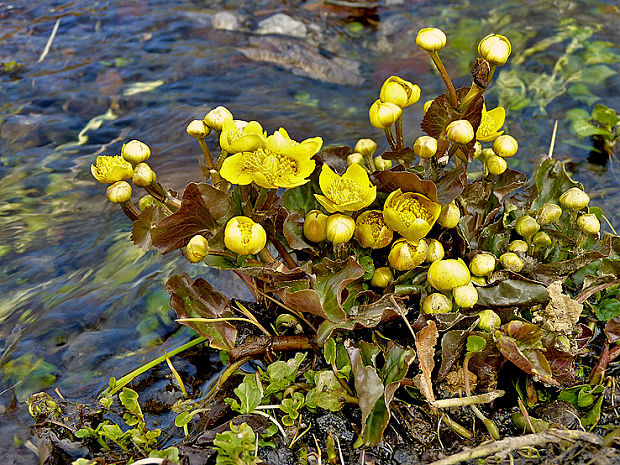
[[0, 1, 618, 461]]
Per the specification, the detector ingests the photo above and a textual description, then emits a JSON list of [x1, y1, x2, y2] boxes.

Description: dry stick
[[427, 430, 604, 465], [430, 390, 505, 409], [38, 19, 60, 62], [228, 335, 316, 362]]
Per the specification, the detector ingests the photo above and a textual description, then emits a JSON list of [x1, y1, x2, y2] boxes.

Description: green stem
[[102, 336, 208, 397], [384, 127, 398, 152], [198, 139, 222, 187], [120, 201, 141, 221], [459, 82, 485, 113], [259, 247, 276, 264], [430, 51, 458, 107], [240, 185, 253, 216], [395, 115, 404, 150]]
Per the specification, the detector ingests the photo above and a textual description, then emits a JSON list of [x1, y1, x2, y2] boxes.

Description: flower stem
[[120, 201, 141, 221], [198, 138, 222, 187], [395, 115, 404, 150], [270, 237, 298, 270], [384, 127, 398, 151], [259, 247, 276, 264], [430, 51, 458, 107]]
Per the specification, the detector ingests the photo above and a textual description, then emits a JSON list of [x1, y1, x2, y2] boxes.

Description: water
[[0, 0, 618, 460]]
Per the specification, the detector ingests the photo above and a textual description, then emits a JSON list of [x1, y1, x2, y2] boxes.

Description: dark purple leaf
[[374, 169, 439, 203], [130, 205, 166, 251]]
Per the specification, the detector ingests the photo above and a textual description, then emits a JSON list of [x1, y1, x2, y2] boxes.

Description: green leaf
[[466, 335, 487, 354], [282, 182, 320, 214], [174, 412, 194, 428], [477, 278, 549, 308], [593, 298, 620, 321], [324, 338, 337, 365], [229, 374, 262, 414], [580, 65, 617, 86], [592, 104, 620, 128]]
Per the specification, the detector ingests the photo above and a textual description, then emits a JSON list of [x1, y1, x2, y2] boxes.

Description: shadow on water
[[0, 0, 618, 460]]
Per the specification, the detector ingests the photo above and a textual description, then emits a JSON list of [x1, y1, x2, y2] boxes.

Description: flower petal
[[314, 194, 339, 214], [220, 153, 254, 185], [318, 164, 341, 197]]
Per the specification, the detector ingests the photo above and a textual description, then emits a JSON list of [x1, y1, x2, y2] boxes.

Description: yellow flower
[[388, 238, 428, 271], [382, 189, 441, 243], [219, 118, 266, 154], [304, 210, 328, 243], [369, 99, 402, 129], [106, 181, 132, 203], [121, 140, 151, 165], [354, 210, 393, 249], [314, 163, 376, 213], [224, 216, 267, 255], [186, 234, 209, 263], [91, 155, 134, 184], [220, 128, 320, 189], [476, 104, 505, 142], [371, 267, 393, 288], [416, 28, 447, 52], [326, 214, 356, 245], [379, 76, 421, 108], [478, 34, 511, 66]]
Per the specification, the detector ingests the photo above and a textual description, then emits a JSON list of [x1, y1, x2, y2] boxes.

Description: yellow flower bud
[[485, 154, 507, 175], [132, 162, 157, 187], [577, 213, 600, 235], [91, 155, 134, 184], [347, 152, 365, 166], [388, 238, 429, 271], [427, 259, 471, 292], [446, 119, 475, 144], [492, 134, 518, 158], [507, 240, 529, 253], [413, 136, 438, 158], [453, 283, 478, 308], [532, 231, 552, 247], [478, 34, 512, 66], [138, 195, 155, 210], [374, 155, 392, 171], [224, 216, 267, 255], [186, 234, 209, 263], [472, 142, 482, 160], [354, 139, 377, 158], [326, 214, 355, 245], [559, 187, 590, 211], [423, 99, 434, 114], [106, 181, 132, 204], [476, 309, 501, 332], [121, 140, 151, 165], [469, 253, 496, 277], [425, 239, 445, 263], [479, 147, 495, 163], [354, 210, 393, 249], [499, 252, 524, 272], [303, 210, 328, 243], [515, 215, 540, 239], [470, 275, 487, 286], [186, 119, 210, 139], [204, 106, 233, 131], [371, 267, 394, 288], [437, 202, 460, 229], [537, 202, 562, 225], [416, 28, 447, 52], [422, 293, 452, 314], [369, 99, 402, 129], [379, 76, 421, 108]]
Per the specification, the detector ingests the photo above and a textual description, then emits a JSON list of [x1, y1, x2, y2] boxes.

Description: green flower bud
[[121, 140, 151, 165], [515, 215, 540, 239], [371, 267, 394, 288], [427, 259, 471, 291], [470, 275, 487, 286], [453, 283, 478, 308], [479, 147, 495, 163], [106, 180, 132, 204], [478, 34, 512, 66], [425, 239, 445, 263], [416, 28, 447, 52], [379, 76, 421, 108], [186, 234, 209, 263], [186, 119, 210, 138], [355, 210, 393, 249], [354, 139, 377, 158], [326, 214, 355, 245], [204, 106, 233, 131], [275, 314, 302, 334], [224, 216, 267, 255], [414, 136, 438, 158], [388, 238, 429, 271], [559, 187, 590, 211], [374, 155, 392, 171], [532, 231, 552, 248], [347, 152, 365, 166], [507, 240, 528, 253], [485, 154, 507, 175], [476, 309, 501, 332], [138, 194, 156, 211], [369, 99, 402, 129], [437, 202, 460, 229], [423, 99, 434, 114], [499, 252, 524, 272], [446, 119, 475, 144], [132, 162, 157, 187], [469, 253, 496, 277], [577, 213, 600, 235], [537, 202, 562, 225], [492, 134, 518, 158], [303, 210, 328, 243], [422, 293, 453, 314]]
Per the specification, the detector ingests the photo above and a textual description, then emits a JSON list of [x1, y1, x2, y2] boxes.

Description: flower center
[[246, 148, 298, 184], [326, 178, 364, 204], [358, 211, 384, 238], [478, 113, 495, 137], [392, 195, 434, 226]]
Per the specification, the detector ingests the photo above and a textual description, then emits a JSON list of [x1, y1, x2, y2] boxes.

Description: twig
[[575, 278, 620, 304], [38, 19, 60, 63], [548, 120, 558, 159], [229, 335, 315, 362], [427, 430, 604, 465], [430, 390, 505, 408]]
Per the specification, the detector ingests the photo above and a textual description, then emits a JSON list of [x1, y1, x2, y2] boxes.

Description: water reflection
[[0, 0, 618, 459]]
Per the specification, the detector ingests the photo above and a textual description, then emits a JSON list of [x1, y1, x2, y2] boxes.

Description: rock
[[257, 13, 308, 39], [239, 36, 363, 86], [212, 11, 243, 31]]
